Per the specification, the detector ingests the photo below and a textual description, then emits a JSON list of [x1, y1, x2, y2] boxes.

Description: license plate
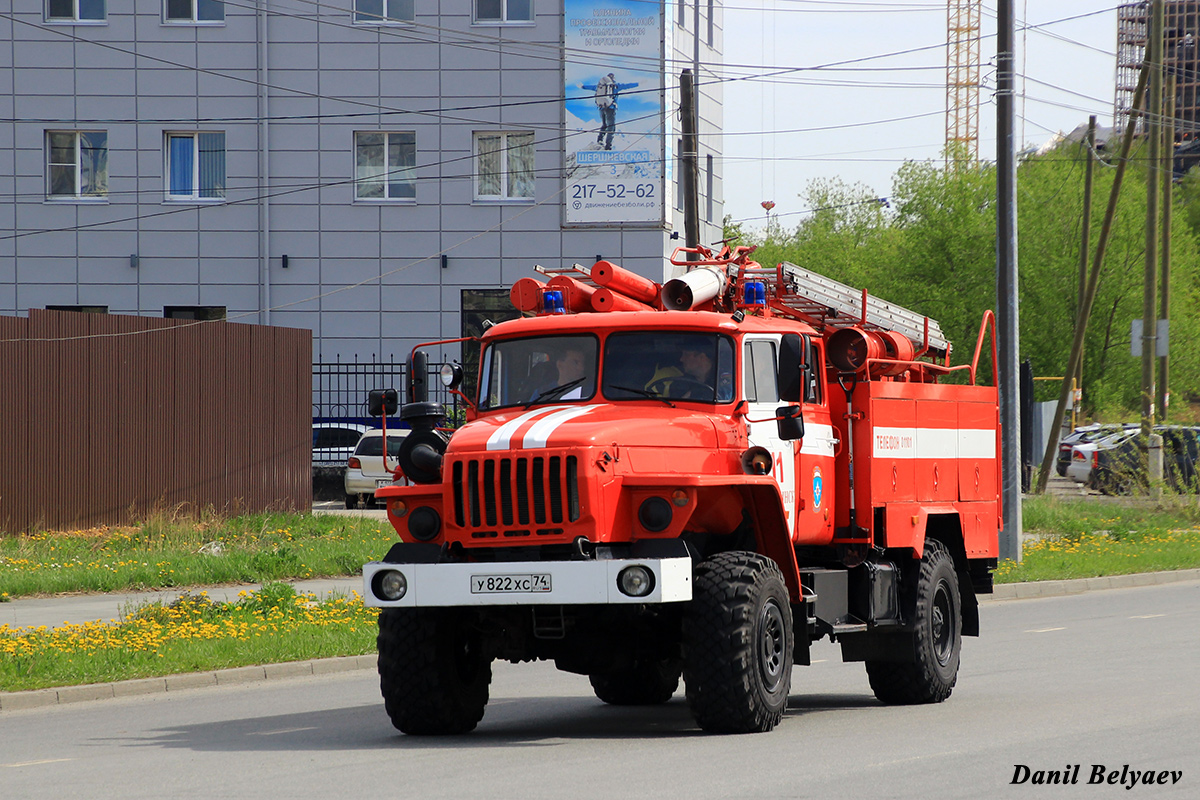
[[470, 574, 552, 594], [376, 479, 391, 488]]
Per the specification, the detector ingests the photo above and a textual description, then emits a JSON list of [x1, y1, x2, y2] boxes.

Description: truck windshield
[[479, 335, 599, 409], [603, 332, 735, 403]]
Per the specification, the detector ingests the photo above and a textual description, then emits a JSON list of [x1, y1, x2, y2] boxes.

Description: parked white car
[[344, 429, 410, 508], [1066, 429, 1137, 486], [313, 423, 369, 470]]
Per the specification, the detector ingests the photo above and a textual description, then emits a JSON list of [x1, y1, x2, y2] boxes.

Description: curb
[[984, 567, 1200, 601], [0, 654, 378, 712], [4, 569, 1199, 712]]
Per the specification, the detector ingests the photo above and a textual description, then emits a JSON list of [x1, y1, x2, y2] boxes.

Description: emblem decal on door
[[812, 466, 824, 509]]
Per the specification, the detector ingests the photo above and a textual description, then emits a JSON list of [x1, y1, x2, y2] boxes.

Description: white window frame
[[473, 131, 535, 202], [164, 131, 226, 203], [353, 0, 414, 24], [163, 0, 225, 24], [473, 0, 533, 25], [46, 130, 108, 201], [354, 131, 417, 201], [46, 0, 107, 24]]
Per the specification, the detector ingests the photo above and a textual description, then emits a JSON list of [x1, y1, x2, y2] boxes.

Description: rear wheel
[[590, 658, 682, 705], [866, 539, 960, 704], [344, 493, 358, 509], [683, 551, 793, 733], [377, 608, 492, 735]]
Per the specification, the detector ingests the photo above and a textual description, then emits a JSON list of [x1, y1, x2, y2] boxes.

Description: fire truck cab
[[363, 246, 1000, 735]]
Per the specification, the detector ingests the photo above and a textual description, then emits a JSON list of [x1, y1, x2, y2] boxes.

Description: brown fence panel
[[0, 316, 30, 533], [0, 313, 312, 534]]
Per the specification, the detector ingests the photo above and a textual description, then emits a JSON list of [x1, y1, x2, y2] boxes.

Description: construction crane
[[946, 0, 983, 165]]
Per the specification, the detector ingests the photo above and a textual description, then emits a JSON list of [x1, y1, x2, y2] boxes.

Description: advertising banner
[[564, 0, 665, 225]]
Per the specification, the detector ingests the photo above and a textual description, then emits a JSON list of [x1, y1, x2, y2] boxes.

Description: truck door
[[743, 337, 798, 534]]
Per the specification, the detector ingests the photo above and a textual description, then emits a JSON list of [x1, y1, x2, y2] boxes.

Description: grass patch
[[998, 495, 1200, 583], [0, 582, 378, 693], [0, 511, 397, 599]]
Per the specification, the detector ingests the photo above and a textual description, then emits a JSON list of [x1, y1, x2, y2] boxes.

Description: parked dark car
[[1091, 426, 1200, 495]]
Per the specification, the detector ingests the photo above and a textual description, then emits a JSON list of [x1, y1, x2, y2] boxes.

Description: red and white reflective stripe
[[872, 427, 996, 460], [799, 423, 836, 458], [486, 405, 598, 451]]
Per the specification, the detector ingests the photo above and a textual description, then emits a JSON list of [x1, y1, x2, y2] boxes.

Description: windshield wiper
[[610, 385, 675, 408], [525, 377, 587, 409]]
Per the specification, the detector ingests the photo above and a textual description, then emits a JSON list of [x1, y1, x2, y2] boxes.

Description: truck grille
[[452, 456, 580, 532]]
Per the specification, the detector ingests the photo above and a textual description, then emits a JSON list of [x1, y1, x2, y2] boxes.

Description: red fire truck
[[363, 243, 1000, 735]]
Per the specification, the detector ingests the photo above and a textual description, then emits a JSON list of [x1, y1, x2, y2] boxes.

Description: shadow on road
[[114, 690, 881, 753]]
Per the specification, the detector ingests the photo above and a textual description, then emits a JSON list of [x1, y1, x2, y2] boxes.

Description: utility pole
[[680, 69, 701, 255], [1142, 0, 1163, 442], [1034, 65, 1150, 495], [995, 0, 1020, 561], [1075, 116, 1097, 429], [1158, 74, 1175, 421]]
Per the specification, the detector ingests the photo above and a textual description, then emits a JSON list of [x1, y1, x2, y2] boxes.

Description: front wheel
[[683, 551, 793, 733], [866, 539, 961, 704], [377, 608, 492, 735]]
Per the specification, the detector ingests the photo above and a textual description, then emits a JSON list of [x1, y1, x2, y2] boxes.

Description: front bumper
[[363, 556, 693, 607]]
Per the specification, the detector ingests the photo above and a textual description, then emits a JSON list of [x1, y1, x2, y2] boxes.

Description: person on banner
[[582, 72, 639, 151]]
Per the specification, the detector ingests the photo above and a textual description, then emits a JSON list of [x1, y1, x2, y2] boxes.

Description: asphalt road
[[2, 581, 1197, 800]]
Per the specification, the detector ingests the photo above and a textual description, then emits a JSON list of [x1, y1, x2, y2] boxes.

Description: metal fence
[[0, 310, 312, 535], [313, 355, 460, 426]]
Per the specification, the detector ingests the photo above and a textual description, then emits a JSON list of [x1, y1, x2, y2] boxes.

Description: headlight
[[374, 569, 408, 601], [617, 565, 655, 598], [637, 497, 673, 532], [408, 506, 441, 541]]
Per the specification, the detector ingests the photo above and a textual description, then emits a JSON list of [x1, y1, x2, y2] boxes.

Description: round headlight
[[637, 497, 673, 533], [617, 565, 655, 598], [375, 569, 408, 601], [408, 506, 441, 541]]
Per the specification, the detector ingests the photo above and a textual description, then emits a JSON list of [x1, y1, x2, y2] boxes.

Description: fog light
[[408, 506, 441, 541], [671, 489, 689, 507], [375, 569, 408, 601], [637, 497, 673, 532], [618, 565, 655, 598], [392, 500, 408, 517]]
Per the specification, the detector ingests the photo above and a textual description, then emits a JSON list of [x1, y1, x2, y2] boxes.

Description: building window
[[474, 132, 534, 201], [47, 0, 106, 22], [47, 131, 108, 200], [474, 0, 532, 24], [165, 132, 225, 201], [707, 0, 714, 45], [355, 132, 416, 200], [46, 305, 109, 313], [677, 0, 686, 28], [164, 0, 224, 23], [354, 0, 413, 23], [164, 306, 226, 320]]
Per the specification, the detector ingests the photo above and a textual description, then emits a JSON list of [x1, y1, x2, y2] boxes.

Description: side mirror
[[368, 388, 398, 417], [439, 362, 464, 390], [776, 405, 804, 441], [778, 333, 805, 403]]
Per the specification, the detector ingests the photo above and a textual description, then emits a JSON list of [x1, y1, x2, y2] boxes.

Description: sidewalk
[[0, 577, 363, 631]]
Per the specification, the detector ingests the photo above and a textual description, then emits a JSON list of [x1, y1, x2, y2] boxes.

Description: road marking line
[[1130, 613, 1167, 619], [1027, 627, 1065, 633], [3, 759, 74, 768]]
